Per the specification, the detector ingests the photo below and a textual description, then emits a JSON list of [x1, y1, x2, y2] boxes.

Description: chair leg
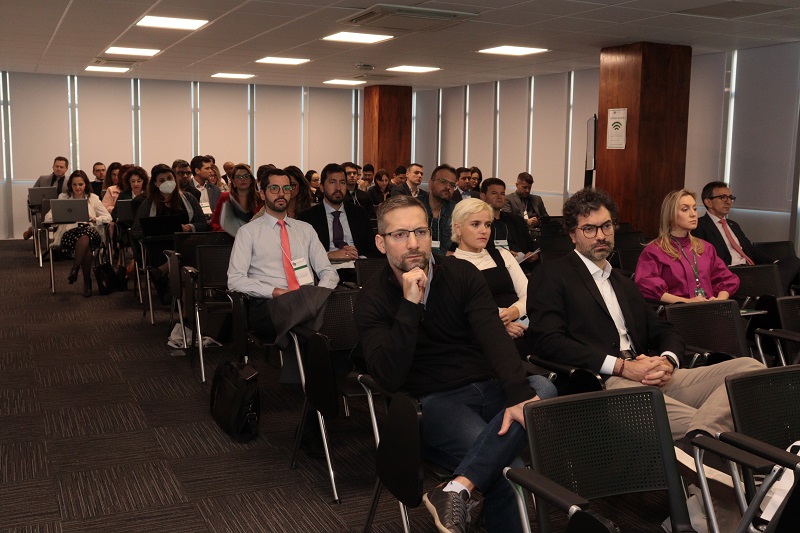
[[178, 301, 187, 349], [290, 398, 309, 469], [194, 308, 206, 383], [49, 245, 55, 294], [317, 410, 340, 504], [362, 479, 383, 533], [361, 384, 381, 448], [134, 259, 143, 303], [505, 470, 534, 533], [342, 396, 351, 418]]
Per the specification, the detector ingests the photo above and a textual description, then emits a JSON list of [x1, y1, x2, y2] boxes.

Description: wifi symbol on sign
[[611, 122, 622, 130]]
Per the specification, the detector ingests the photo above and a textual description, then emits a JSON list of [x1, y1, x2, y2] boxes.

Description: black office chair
[[754, 241, 796, 260], [504, 387, 695, 533], [539, 234, 574, 252], [690, 366, 800, 533], [614, 231, 645, 249], [354, 257, 388, 287], [730, 264, 784, 309], [754, 295, 800, 366], [616, 246, 644, 273], [664, 300, 751, 366]]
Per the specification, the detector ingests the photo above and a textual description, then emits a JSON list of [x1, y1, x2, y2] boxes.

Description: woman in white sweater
[[451, 198, 530, 353], [44, 170, 111, 297]]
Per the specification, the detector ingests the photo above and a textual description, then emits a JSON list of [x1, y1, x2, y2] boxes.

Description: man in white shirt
[[189, 155, 221, 214], [451, 167, 479, 203]]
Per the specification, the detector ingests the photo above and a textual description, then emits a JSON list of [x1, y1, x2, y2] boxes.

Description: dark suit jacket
[[693, 213, 774, 265], [183, 181, 201, 201], [296, 202, 380, 258], [528, 251, 684, 373], [343, 187, 373, 214], [487, 212, 536, 254], [451, 188, 480, 204], [502, 191, 548, 220], [367, 184, 390, 206], [390, 183, 429, 205]]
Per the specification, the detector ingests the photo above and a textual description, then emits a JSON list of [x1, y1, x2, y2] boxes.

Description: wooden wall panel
[[363, 85, 412, 171]]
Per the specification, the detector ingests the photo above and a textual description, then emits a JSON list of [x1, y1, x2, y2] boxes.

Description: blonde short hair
[[451, 198, 493, 244]]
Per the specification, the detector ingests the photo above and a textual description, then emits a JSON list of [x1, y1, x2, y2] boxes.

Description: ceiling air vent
[[353, 73, 399, 81], [91, 58, 139, 68], [339, 4, 477, 32]]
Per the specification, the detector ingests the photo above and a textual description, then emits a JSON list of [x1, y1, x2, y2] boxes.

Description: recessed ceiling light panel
[[323, 32, 393, 44], [212, 73, 255, 79], [105, 47, 160, 57], [324, 79, 367, 85], [86, 66, 130, 73], [479, 45, 549, 56], [137, 16, 208, 30], [386, 65, 440, 73], [256, 57, 310, 65]]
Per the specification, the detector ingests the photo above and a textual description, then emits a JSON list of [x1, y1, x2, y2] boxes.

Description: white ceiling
[[2, 0, 800, 89]]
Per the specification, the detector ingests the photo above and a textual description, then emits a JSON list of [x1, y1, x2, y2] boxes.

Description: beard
[[265, 197, 288, 213], [390, 249, 431, 273]]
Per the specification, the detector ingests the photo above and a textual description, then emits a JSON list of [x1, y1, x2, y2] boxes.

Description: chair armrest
[[339, 281, 360, 290], [691, 435, 774, 473], [182, 266, 199, 280], [291, 324, 319, 342], [528, 356, 604, 393], [754, 328, 800, 344], [357, 373, 395, 398], [719, 432, 800, 471], [527, 356, 580, 376], [521, 360, 556, 382], [504, 467, 590, 512]]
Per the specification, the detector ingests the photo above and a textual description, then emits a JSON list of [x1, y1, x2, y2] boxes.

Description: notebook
[[28, 186, 58, 207], [49, 199, 90, 223], [139, 214, 184, 237]]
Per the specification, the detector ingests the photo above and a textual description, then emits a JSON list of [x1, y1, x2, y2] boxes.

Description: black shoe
[[67, 265, 80, 284], [423, 483, 470, 533], [83, 279, 92, 298]]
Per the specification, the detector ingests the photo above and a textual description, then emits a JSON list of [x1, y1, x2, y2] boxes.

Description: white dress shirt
[[707, 212, 748, 266], [227, 212, 339, 298]]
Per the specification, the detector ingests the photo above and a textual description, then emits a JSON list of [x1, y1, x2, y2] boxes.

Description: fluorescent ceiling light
[[324, 79, 367, 86], [212, 73, 255, 79], [479, 45, 549, 56], [137, 15, 208, 30], [85, 65, 130, 73], [323, 32, 393, 44], [256, 57, 310, 65], [105, 46, 160, 57], [386, 65, 440, 73]]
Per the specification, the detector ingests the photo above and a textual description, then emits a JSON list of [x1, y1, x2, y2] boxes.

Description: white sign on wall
[[607, 108, 627, 149]]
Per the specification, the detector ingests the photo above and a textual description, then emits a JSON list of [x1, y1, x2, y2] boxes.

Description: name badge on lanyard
[[494, 239, 509, 250], [431, 240, 441, 250], [291, 258, 315, 286]]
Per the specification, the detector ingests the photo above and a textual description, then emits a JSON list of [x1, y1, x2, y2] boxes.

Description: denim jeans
[[419, 375, 556, 532]]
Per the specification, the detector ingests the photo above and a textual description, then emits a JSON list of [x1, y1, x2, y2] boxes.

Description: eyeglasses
[[381, 227, 431, 242], [435, 178, 456, 188], [577, 221, 615, 238], [176, 170, 192, 176], [346, 171, 358, 176], [265, 184, 295, 194], [234, 174, 253, 181], [710, 194, 736, 203]]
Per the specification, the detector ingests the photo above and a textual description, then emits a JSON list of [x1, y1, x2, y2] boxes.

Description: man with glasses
[[423, 164, 457, 255], [341, 161, 373, 213], [355, 195, 556, 533], [172, 159, 200, 201], [694, 181, 800, 291], [529, 188, 763, 441]]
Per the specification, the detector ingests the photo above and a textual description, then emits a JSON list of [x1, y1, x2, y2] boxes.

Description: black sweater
[[354, 254, 536, 406]]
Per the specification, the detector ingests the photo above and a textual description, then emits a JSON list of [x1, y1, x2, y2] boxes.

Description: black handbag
[[210, 362, 260, 443], [93, 261, 118, 295]]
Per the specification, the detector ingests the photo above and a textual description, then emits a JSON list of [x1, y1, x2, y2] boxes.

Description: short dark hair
[[341, 161, 357, 170], [257, 164, 276, 182], [259, 168, 288, 191], [430, 164, 456, 181], [321, 163, 346, 184], [394, 165, 406, 175], [456, 167, 470, 177], [701, 181, 728, 202], [54, 156, 69, 167], [562, 188, 619, 233], [408, 162, 423, 170], [376, 194, 428, 234], [205, 154, 215, 164], [517, 172, 533, 185], [120, 166, 149, 192], [190, 155, 211, 175], [92, 161, 104, 171], [172, 159, 189, 171], [363, 163, 374, 173], [480, 177, 505, 195]]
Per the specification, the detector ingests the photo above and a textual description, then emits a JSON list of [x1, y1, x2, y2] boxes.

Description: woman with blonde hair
[[635, 189, 739, 303], [451, 198, 530, 348]]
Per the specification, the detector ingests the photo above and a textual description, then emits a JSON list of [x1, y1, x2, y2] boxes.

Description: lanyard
[[492, 221, 508, 242], [674, 238, 702, 292]]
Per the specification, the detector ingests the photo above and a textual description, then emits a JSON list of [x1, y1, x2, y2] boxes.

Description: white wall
[[140, 80, 192, 171], [465, 82, 495, 175]]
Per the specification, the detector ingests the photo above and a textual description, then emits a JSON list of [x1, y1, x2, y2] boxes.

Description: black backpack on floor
[[209, 361, 260, 443]]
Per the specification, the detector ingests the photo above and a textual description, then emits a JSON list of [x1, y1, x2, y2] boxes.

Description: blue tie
[[332, 211, 347, 249]]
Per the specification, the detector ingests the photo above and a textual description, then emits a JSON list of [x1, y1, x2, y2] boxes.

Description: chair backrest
[[754, 241, 796, 260], [319, 288, 360, 351], [376, 392, 424, 508], [726, 366, 800, 450], [730, 264, 784, 301], [525, 387, 692, 532], [777, 296, 800, 334], [354, 257, 388, 287], [539, 234, 574, 252], [616, 247, 643, 272], [174, 232, 234, 269], [540, 220, 566, 239], [194, 244, 233, 294], [664, 299, 750, 357], [613, 231, 645, 249]]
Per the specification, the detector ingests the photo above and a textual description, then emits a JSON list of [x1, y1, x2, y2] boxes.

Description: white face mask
[[159, 180, 177, 195]]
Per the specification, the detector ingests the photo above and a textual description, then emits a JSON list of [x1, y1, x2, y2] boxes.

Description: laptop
[[49, 199, 90, 223], [139, 214, 184, 237], [114, 200, 134, 223], [28, 186, 58, 207]]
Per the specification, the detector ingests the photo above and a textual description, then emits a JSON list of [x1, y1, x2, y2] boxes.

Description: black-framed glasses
[[381, 227, 431, 242], [265, 184, 294, 194], [176, 170, 192, 176], [346, 170, 358, 176], [710, 194, 736, 203], [577, 221, 615, 238], [234, 174, 253, 181], [435, 178, 456, 188]]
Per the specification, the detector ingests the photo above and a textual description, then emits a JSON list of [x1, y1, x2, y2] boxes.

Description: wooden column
[[596, 42, 692, 237], [363, 85, 412, 172]]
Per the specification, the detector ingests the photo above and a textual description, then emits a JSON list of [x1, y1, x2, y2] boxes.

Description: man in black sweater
[[355, 195, 555, 533]]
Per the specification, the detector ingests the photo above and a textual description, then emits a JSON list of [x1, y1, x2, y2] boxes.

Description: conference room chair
[[730, 264, 784, 309], [354, 257, 388, 287], [664, 300, 752, 367], [504, 387, 695, 533], [754, 295, 800, 366]]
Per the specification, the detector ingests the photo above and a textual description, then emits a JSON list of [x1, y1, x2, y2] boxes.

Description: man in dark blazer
[[528, 187, 764, 441], [172, 159, 201, 201], [342, 161, 373, 214], [451, 167, 480, 203], [298, 163, 380, 283], [390, 162, 429, 205], [479, 178, 538, 273], [190, 155, 221, 214], [502, 172, 548, 238], [694, 181, 800, 291]]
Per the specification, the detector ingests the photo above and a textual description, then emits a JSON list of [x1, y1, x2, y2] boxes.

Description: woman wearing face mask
[[210, 163, 262, 237], [132, 164, 209, 301], [44, 170, 112, 297]]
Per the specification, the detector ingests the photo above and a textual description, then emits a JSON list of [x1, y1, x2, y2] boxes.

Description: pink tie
[[719, 218, 754, 266], [277, 220, 301, 290]]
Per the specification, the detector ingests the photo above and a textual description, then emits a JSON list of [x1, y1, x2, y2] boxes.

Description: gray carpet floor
[[0, 239, 669, 532]]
